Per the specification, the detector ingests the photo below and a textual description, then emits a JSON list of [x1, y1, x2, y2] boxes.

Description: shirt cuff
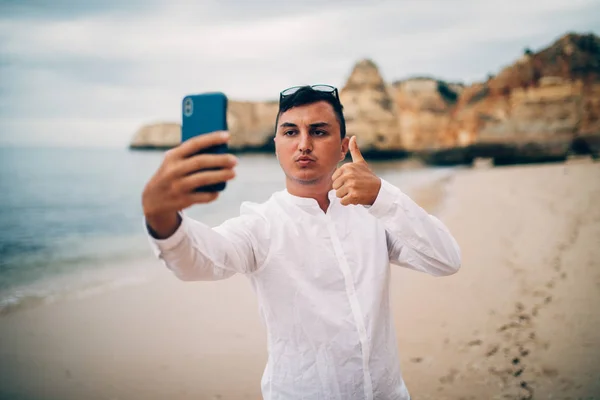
[[367, 178, 398, 218], [145, 212, 188, 257]]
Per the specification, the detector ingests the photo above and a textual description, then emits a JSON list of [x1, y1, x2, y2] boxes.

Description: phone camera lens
[[184, 98, 193, 117]]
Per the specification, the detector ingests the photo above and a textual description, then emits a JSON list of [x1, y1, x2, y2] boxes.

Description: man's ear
[[340, 137, 350, 161]]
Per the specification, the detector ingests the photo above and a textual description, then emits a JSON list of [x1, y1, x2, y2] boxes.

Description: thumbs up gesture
[[332, 136, 382, 206]]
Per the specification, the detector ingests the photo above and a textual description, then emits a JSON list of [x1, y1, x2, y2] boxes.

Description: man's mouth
[[295, 156, 315, 166]]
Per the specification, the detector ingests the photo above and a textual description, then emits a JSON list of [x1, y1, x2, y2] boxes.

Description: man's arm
[[332, 136, 461, 276], [140, 130, 265, 281], [146, 208, 269, 281], [367, 179, 461, 276]]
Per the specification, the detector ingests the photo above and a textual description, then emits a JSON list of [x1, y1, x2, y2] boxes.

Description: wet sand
[[1, 160, 599, 399]]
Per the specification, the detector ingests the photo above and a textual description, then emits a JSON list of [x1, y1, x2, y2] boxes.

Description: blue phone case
[[181, 92, 228, 192]]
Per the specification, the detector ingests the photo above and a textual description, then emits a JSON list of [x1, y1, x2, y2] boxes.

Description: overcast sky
[[1, 0, 599, 148]]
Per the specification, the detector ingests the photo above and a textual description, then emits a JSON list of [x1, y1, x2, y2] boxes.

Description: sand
[[1, 160, 599, 400]]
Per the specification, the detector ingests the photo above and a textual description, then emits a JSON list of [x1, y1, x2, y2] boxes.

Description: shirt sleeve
[[145, 205, 270, 281], [367, 178, 461, 276]]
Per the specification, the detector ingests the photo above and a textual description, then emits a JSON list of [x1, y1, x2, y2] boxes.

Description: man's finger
[[349, 136, 365, 163], [332, 175, 345, 190], [171, 131, 230, 159], [332, 166, 345, 183], [335, 185, 349, 199], [340, 193, 355, 206], [179, 168, 236, 192], [186, 191, 220, 206], [175, 153, 237, 177]]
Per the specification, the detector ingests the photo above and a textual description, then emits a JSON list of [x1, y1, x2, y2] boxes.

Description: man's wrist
[[365, 177, 382, 206], [145, 212, 182, 239], [366, 178, 396, 218]]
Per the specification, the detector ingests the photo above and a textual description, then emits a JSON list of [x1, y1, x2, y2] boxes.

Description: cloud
[[0, 0, 598, 147]]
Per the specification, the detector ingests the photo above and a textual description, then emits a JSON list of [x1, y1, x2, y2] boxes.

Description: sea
[[0, 146, 457, 314]]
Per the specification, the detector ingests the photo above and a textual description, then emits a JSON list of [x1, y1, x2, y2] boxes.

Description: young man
[[142, 85, 461, 400]]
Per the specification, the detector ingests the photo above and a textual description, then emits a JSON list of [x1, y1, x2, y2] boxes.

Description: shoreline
[[0, 256, 161, 316]]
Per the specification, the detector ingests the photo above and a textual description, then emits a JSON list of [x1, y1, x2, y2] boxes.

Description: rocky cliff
[[130, 122, 181, 150], [226, 100, 279, 150], [339, 59, 403, 151], [461, 34, 598, 137], [434, 32, 600, 164], [130, 32, 600, 164], [391, 78, 466, 150]]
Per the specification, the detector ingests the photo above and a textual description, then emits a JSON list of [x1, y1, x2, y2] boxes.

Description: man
[[142, 85, 461, 400]]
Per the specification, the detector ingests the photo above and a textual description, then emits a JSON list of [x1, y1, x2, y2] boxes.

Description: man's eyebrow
[[278, 121, 331, 128]]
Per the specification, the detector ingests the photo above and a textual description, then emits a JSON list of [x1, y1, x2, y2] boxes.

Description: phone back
[[181, 92, 228, 145], [181, 92, 229, 191]]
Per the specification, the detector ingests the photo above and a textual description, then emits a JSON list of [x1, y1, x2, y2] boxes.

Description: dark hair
[[276, 86, 346, 138]]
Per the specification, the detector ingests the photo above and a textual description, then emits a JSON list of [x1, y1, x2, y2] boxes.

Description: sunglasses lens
[[311, 85, 335, 93], [281, 87, 301, 97]]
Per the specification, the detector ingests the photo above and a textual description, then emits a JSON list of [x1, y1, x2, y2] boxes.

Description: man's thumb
[[349, 136, 365, 163]]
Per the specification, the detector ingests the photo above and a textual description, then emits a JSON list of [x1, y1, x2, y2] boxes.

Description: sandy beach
[[1, 160, 599, 400]]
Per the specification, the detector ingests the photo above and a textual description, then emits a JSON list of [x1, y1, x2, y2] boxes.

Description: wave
[[0, 261, 158, 316]]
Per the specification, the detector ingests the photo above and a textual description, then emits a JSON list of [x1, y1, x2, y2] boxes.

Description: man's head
[[276, 85, 346, 139], [274, 85, 349, 189]]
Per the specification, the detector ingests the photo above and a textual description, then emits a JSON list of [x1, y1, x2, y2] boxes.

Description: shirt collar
[[280, 189, 338, 209]]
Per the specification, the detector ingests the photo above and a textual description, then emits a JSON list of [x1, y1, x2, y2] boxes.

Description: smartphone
[[181, 92, 229, 192]]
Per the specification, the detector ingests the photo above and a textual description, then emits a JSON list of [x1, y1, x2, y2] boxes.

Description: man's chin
[[287, 170, 323, 185]]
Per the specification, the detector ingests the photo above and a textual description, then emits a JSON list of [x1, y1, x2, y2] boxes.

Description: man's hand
[[142, 131, 237, 238], [332, 136, 381, 206]]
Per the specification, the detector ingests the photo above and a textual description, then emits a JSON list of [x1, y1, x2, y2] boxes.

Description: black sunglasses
[[279, 84, 339, 102]]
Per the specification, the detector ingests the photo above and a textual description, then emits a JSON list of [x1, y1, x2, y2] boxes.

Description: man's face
[[274, 101, 349, 186]]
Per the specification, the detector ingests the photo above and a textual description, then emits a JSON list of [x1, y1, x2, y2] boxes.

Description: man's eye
[[313, 130, 327, 136], [284, 130, 297, 136]]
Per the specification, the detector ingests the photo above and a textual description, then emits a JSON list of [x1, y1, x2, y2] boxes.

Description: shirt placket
[[325, 214, 374, 400]]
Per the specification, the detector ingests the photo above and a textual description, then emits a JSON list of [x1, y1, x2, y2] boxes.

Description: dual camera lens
[[183, 98, 193, 117]]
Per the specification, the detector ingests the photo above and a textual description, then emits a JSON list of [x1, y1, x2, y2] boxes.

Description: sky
[[0, 0, 599, 148]]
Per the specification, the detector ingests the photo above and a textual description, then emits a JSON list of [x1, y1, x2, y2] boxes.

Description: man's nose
[[298, 132, 313, 152]]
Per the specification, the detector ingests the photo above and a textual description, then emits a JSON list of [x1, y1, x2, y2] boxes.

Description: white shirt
[[147, 178, 461, 400]]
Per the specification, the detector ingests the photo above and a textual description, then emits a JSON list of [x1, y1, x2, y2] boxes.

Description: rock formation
[[391, 78, 465, 150], [339, 59, 403, 151], [440, 32, 600, 164], [130, 32, 600, 164], [227, 100, 278, 150], [130, 122, 180, 150]]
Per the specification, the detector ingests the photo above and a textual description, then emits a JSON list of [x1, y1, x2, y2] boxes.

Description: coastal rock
[[129, 122, 180, 150], [339, 59, 403, 151], [391, 78, 465, 151], [443, 33, 600, 163], [227, 101, 278, 150], [130, 32, 600, 164], [459, 34, 599, 143]]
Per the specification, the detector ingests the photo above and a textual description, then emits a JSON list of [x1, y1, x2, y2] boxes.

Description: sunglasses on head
[[279, 84, 339, 102]]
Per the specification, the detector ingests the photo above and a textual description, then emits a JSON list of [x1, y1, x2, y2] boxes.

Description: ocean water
[[0, 146, 456, 314]]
